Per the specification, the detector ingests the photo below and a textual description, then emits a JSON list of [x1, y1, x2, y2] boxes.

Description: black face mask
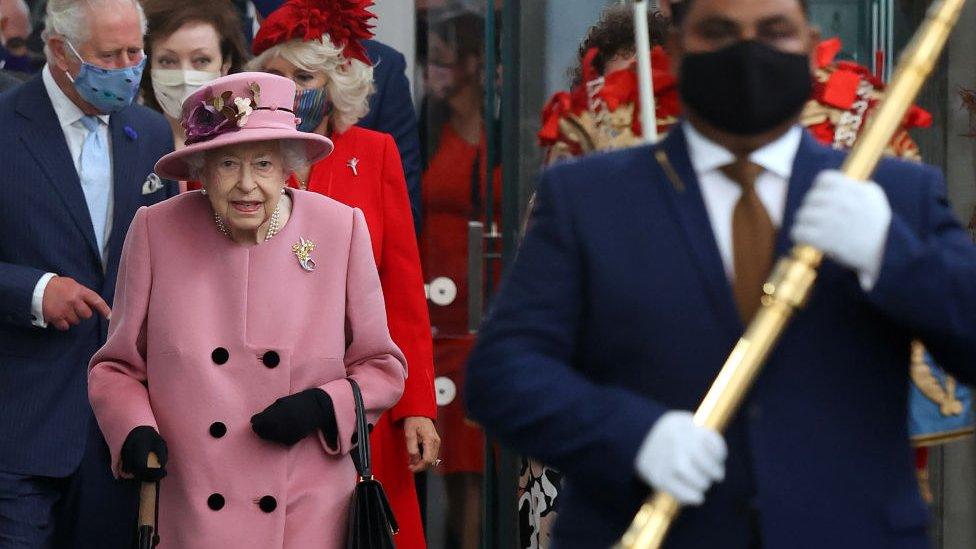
[[678, 40, 812, 135]]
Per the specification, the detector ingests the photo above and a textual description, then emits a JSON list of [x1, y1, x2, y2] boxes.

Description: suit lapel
[[776, 131, 836, 255], [105, 110, 140, 276], [16, 78, 101, 263], [656, 127, 742, 335]]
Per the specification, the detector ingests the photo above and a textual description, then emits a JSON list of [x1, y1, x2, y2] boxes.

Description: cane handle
[[138, 452, 160, 527]]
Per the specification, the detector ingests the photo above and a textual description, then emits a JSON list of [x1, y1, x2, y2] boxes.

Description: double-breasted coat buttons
[[211, 347, 229, 365], [258, 495, 277, 513], [207, 493, 225, 511], [262, 351, 280, 368], [209, 422, 227, 438]]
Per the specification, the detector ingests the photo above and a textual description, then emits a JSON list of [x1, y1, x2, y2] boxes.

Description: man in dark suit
[[0, 65, 19, 91], [466, 0, 976, 547], [0, 0, 175, 546]]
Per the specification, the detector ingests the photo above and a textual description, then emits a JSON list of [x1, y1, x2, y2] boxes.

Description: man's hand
[[790, 170, 892, 289], [404, 416, 441, 472], [42, 276, 111, 331], [635, 411, 727, 506]]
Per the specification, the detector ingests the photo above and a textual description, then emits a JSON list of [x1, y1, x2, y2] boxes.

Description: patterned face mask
[[294, 86, 331, 133], [65, 40, 145, 114]]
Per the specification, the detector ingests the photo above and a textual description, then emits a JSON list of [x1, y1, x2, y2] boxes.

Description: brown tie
[[721, 159, 776, 323]]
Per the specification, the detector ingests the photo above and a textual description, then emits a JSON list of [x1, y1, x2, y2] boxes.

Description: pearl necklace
[[214, 201, 283, 242]]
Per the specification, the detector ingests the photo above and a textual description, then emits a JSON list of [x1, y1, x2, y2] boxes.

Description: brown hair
[[570, 5, 671, 87], [139, 0, 249, 113]]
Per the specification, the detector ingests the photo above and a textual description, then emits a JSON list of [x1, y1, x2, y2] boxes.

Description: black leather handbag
[[347, 378, 398, 549]]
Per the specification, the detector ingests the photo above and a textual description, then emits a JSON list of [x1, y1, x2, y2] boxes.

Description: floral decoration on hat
[[252, 0, 375, 65], [184, 82, 262, 145]]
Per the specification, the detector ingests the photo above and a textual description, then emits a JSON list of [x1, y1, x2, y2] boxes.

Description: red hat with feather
[[252, 0, 375, 66]]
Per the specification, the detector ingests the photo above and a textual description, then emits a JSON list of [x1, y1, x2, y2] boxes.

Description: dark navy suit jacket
[[0, 75, 176, 477], [466, 125, 976, 548]]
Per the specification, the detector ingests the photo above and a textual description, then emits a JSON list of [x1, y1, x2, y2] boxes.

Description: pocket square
[[142, 173, 165, 195]]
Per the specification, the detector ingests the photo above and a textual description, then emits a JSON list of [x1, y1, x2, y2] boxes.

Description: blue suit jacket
[[0, 75, 176, 477], [359, 39, 422, 232], [466, 125, 976, 548]]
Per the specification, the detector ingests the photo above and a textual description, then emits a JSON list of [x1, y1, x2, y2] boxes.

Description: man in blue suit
[[0, 0, 175, 546], [466, 0, 976, 547]]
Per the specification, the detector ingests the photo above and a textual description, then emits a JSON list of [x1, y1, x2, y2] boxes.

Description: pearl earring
[[280, 188, 286, 195], [200, 188, 208, 195]]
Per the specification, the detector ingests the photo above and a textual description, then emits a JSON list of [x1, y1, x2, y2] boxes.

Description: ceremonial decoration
[[802, 38, 931, 159], [252, 0, 375, 65], [539, 39, 932, 166], [910, 342, 974, 445], [618, 0, 968, 546], [538, 46, 678, 164]]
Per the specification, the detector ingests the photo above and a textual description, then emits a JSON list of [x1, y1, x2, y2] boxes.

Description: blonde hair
[[247, 35, 374, 133]]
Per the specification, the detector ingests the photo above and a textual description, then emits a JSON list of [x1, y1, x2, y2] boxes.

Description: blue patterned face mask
[[294, 86, 331, 133], [65, 40, 145, 113]]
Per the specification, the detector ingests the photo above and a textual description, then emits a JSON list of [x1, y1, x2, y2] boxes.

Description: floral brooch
[[184, 82, 262, 145]]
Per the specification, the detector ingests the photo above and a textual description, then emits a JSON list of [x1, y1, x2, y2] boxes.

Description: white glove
[[790, 170, 892, 290], [635, 411, 727, 505]]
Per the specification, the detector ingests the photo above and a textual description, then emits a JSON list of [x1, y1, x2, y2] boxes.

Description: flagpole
[[634, 0, 658, 143]]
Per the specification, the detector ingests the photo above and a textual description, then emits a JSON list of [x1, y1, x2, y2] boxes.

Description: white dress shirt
[[683, 122, 802, 282], [31, 65, 115, 327]]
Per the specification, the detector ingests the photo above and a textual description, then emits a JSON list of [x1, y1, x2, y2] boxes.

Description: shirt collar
[[42, 64, 110, 130], [683, 121, 802, 180]]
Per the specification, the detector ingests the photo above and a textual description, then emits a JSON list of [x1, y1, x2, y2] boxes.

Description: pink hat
[[154, 72, 333, 181]]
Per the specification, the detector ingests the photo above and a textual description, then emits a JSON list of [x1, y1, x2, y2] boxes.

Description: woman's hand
[[404, 417, 441, 472], [120, 426, 168, 481], [251, 388, 337, 447]]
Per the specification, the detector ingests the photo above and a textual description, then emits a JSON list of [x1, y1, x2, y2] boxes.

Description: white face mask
[[151, 69, 221, 120]]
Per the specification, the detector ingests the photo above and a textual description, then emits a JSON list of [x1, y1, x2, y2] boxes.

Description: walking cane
[[137, 452, 161, 549]]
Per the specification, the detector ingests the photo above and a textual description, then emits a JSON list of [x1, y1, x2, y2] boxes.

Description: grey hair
[[43, 0, 147, 58], [186, 140, 308, 182], [246, 35, 374, 133]]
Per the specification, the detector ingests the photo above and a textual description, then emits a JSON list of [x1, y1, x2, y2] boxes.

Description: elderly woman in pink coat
[[88, 72, 406, 548]]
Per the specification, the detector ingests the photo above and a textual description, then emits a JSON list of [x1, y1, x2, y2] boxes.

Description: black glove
[[120, 426, 168, 481], [251, 388, 338, 447]]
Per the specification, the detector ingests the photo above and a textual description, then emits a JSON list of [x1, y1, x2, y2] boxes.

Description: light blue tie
[[79, 115, 111, 261]]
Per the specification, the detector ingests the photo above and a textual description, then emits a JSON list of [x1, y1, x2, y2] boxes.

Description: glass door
[[414, 2, 510, 547]]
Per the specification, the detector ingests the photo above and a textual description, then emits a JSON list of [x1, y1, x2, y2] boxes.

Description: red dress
[[421, 123, 499, 474], [293, 126, 436, 549]]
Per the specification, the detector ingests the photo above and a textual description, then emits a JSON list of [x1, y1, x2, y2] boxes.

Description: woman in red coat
[[245, 2, 440, 548]]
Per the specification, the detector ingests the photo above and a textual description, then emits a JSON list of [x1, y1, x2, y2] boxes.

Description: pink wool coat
[[88, 190, 406, 548]]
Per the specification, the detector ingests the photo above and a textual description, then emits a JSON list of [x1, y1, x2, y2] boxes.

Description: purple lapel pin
[[124, 126, 138, 141]]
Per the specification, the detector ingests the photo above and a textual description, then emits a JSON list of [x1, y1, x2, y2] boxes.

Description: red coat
[[291, 126, 436, 549]]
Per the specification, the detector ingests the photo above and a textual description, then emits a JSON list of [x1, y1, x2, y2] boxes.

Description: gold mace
[[616, 0, 968, 547]]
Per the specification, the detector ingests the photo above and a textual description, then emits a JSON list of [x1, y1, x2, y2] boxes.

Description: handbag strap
[[348, 378, 372, 480]]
